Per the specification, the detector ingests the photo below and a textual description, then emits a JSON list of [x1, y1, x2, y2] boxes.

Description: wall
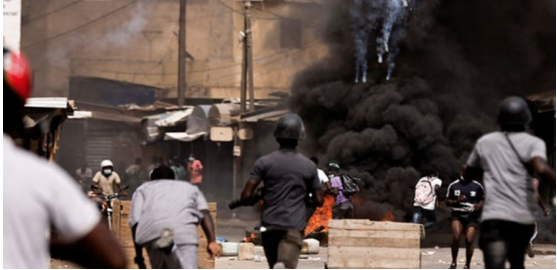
[[21, 0, 329, 100]]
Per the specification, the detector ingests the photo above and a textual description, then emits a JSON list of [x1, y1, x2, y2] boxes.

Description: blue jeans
[[412, 206, 437, 229]]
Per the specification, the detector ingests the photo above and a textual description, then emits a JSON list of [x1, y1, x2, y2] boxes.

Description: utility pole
[[177, 0, 187, 106], [240, 0, 255, 113], [246, 1, 255, 112]]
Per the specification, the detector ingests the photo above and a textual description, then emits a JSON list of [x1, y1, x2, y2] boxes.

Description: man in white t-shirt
[[412, 169, 443, 229], [3, 47, 126, 269]]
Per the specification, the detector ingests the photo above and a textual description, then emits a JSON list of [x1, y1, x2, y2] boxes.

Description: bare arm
[[533, 178, 549, 216], [240, 178, 261, 205], [200, 210, 221, 259], [50, 222, 127, 269], [473, 199, 484, 211], [531, 157, 556, 189]]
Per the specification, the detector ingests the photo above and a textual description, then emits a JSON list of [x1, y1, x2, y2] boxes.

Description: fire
[[243, 233, 256, 243], [304, 195, 334, 235], [381, 210, 395, 222]]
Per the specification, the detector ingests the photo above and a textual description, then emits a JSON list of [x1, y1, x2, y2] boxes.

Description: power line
[[25, 0, 86, 24], [22, 0, 138, 50]]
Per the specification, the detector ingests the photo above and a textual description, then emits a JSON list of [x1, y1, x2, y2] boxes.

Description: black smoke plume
[[290, 0, 555, 222]]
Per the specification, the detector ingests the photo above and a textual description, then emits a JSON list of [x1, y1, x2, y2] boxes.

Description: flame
[[381, 210, 395, 222], [305, 195, 334, 235], [243, 233, 256, 243]]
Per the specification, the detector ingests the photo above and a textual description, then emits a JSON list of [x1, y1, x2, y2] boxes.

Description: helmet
[[273, 113, 305, 140], [328, 162, 340, 171], [100, 160, 114, 168], [497, 96, 532, 126], [4, 48, 31, 103]]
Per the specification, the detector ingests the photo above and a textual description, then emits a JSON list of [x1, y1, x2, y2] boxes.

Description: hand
[[543, 208, 549, 216], [121, 191, 128, 197], [134, 256, 146, 269], [457, 195, 466, 203], [207, 241, 222, 259]]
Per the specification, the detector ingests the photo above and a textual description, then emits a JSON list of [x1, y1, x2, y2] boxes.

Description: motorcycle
[[89, 184, 129, 231]]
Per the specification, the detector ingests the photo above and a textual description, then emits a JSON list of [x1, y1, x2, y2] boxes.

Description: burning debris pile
[[291, 0, 555, 223]]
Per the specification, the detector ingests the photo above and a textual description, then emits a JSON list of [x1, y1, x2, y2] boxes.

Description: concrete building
[[21, 0, 329, 100]]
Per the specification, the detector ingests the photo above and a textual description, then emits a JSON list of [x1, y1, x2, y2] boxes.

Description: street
[[216, 219, 556, 269]]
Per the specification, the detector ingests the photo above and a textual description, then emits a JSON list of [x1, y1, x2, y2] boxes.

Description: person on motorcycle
[[92, 159, 128, 197], [3, 47, 126, 269], [129, 165, 221, 269]]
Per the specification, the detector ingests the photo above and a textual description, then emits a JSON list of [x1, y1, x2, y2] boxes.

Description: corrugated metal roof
[[25, 97, 72, 110]]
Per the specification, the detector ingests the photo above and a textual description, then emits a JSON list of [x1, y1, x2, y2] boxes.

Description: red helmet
[[4, 48, 32, 103]]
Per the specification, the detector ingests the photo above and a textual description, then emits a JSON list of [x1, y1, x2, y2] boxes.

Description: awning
[[241, 109, 289, 122], [164, 132, 207, 142], [154, 109, 194, 127]]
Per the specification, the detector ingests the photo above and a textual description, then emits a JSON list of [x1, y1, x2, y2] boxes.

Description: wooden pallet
[[327, 219, 421, 269], [112, 200, 217, 269]]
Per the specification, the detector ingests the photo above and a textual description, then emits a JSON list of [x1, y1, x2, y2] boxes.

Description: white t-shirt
[[3, 135, 100, 269], [413, 177, 443, 210], [317, 168, 329, 184]]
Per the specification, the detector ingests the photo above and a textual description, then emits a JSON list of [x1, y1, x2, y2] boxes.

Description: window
[[280, 18, 302, 49]]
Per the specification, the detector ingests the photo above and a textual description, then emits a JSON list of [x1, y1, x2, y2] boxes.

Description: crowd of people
[[4, 47, 555, 269]]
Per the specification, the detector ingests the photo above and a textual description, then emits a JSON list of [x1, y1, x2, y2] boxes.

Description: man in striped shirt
[[446, 165, 485, 269]]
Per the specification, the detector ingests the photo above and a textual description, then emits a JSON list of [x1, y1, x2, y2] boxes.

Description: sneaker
[[463, 265, 469, 269], [449, 263, 456, 269], [273, 262, 286, 269], [526, 245, 535, 258]]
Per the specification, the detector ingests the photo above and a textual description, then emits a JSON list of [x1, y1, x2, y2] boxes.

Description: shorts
[[451, 212, 480, 228]]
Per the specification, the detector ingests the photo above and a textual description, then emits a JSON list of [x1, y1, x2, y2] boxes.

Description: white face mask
[[103, 169, 112, 175], [328, 174, 335, 179]]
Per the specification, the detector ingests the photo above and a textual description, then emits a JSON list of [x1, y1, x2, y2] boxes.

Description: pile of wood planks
[[112, 200, 217, 269], [327, 219, 421, 269]]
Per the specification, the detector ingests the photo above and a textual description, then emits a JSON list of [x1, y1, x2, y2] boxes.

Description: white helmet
[[100, 159, 113, 168]]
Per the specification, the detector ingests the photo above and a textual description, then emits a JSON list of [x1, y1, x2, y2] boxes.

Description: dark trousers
[[479, 220, 535, 269], [262, 229, 303, 269]]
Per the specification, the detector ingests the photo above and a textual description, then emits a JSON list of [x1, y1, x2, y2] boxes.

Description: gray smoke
[[291, 0, 555, 224], [46, 0, 152, 67], [352, 0, 412, 82]]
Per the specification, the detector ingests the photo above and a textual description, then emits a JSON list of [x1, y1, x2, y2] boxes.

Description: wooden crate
[[327, 219, 421, 269], [112, 200, 217, 269]]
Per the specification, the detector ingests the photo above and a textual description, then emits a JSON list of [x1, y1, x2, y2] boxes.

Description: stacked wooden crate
[[327, 219, 421, 269], [112, 200, 217, 269]]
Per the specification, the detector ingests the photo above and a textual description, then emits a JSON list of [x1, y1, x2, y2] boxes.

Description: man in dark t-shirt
[[446, 165, 485, 269], [240, 114, 324, 269]]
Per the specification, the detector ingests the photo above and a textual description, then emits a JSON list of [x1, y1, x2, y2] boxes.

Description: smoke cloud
[[290, 0, 555, 224]]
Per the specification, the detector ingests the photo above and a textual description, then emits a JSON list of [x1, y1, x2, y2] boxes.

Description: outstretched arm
[[200, 210, 221, 259], [531, 157, 556, 189]]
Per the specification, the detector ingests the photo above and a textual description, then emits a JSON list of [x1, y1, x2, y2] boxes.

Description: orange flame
[[381, 210, 395, 221], [243, 233, 256, 243], [305, 195, 334, 235]]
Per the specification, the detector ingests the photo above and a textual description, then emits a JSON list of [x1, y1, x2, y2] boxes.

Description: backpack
[[414, 177, 435, 205], [340, 173, 361, 197]]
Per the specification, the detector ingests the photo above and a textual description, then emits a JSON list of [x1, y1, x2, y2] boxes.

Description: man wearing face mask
[[92, 159, 128, 197]]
